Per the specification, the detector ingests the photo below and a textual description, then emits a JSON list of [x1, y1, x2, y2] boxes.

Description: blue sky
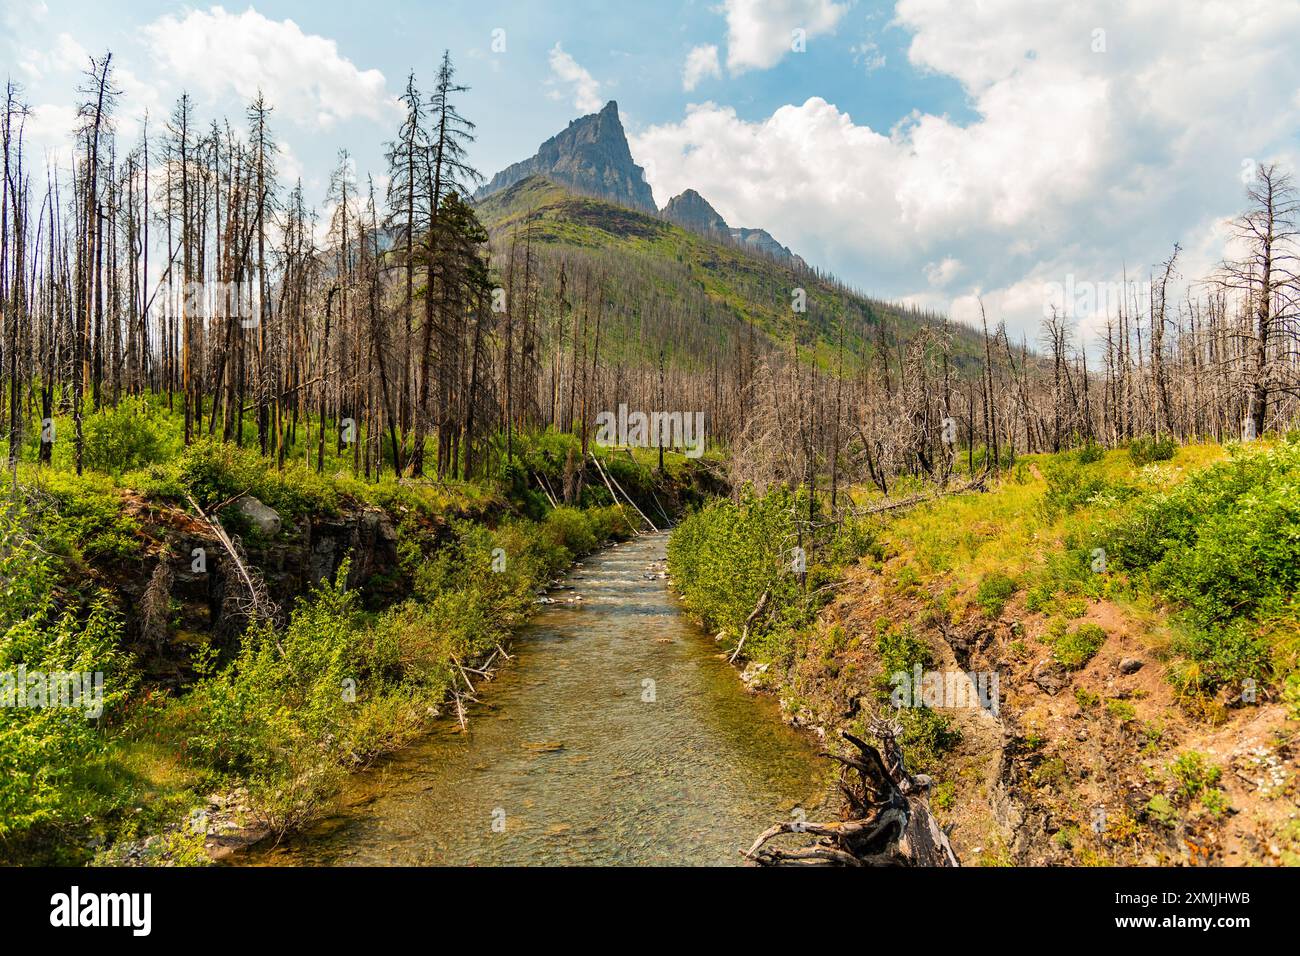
[[2, 0, 972, 191], [5, 1, 1300, 339]]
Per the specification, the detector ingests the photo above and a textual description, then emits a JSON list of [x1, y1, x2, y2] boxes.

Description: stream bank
[[238, 533, 827, 866]]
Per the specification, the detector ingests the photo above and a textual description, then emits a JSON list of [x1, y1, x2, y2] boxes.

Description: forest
[[3, 51, 1298, 498]]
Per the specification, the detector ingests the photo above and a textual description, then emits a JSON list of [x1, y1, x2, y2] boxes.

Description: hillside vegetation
[[476, 174, 979, 373], [668, 436, 1300, 865]]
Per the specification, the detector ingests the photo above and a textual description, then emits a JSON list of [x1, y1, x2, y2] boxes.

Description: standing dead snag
[[743, 721, 958, 867]]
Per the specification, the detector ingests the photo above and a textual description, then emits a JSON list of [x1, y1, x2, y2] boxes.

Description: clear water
[[244, 533, 826, 866]]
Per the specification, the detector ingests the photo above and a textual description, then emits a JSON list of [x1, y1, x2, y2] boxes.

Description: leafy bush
[[875, 621, 933, 679], [1128, 436, 1177, 465], [1170, 751, 1221, 800], [27, 472, 141, 562], [975, 572, 1016, 618], [177, 438, 339, 520], [185, 566, 370, 778], [1076, 443, 1105, 465], [542, 506, 598, 560], [0, 505, 54, 628], [1103, 439, 1300, 693], [668, 486, 848, 662], [1041, 460, 1122, 520], [894, 705, 961, 774], [0, 597, 133, 842], [82, 397, 175, 476], [1052, 622, 1106, 669]]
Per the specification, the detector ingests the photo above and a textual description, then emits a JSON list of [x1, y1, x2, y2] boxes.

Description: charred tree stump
[[744, 720, 958, 866]]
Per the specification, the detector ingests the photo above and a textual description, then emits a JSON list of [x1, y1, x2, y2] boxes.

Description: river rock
[[1118, 657, 1144, 675], [234, 496, 282, 537]]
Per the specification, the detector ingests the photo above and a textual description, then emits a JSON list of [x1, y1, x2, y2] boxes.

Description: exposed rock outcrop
[[660, 189, 806, 268], [474, 100, 656, 211], [661, 188, 729, 236]]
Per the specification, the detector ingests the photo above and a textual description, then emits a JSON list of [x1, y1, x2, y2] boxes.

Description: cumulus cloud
[[15, 31, 87, 80], [142, 6, 399, 130], [682, 44, 721, 92], [547, 42, 603, 114], [4, 0, 47, 31], [15, 32, 159, 163], [632, 0, 1300, 340], [20, 101, 79, 172], [724, 0, 849, 73]]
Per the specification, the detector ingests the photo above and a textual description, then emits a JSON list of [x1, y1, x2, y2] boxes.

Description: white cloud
[[17, 31, 87, 80], [682, 44, 722, 92], [723, 0, 849, 73], [142, 6, 400, 130], [633, 0, 1300, 341], [20, 101, 79, 173], [851, 40, 886, 73], [924, 257, 961, 287], [547, 42, 603, 114], [4, 0, 48, 31]]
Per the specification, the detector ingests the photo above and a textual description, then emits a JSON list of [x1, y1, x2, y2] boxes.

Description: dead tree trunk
[[744, 722, 958, 867]]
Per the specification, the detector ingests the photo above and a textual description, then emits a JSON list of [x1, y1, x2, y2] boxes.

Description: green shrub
[[975, 572, 1016, 618], [876, 622, 933, 682], [1146, 794, 1179, 827], [28, 471, 141, 562], [667, 486, 813, 660], [177, 438, 338, 520], [82, 397, 175, 476], [1041, 461, 1117, 520], [1168, 620, 1271, 696], [1102, 440, 1300, 694], [1053, 622, 1106, 669], [0, 596, 134, 842], [1170, 751, 1221, 800], [0, 505, 54, 628], [1152, 474, 1300, 626], [542, 506, 598, 560], [1106, 698, 1137, 723], [1076, 443, 1105, 465], [1025, 583, 1056, 613], [894, 705, 961, 774], [1128, 436, 1177, 465]]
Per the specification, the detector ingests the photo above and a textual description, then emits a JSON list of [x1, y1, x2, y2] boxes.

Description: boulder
[[234, 496, 281, 537]]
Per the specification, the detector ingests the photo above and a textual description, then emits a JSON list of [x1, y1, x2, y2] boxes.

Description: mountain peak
[[662, 189, 729, 235], [475, 101, 655, 211], [661, 188, 806, 269]]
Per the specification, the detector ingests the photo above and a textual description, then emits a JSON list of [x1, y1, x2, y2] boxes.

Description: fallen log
[[849, 472, 988, 517], [743, 720, 958, 867]]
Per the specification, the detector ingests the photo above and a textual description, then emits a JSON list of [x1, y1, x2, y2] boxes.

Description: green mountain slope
[[474, 175, 986, 374]]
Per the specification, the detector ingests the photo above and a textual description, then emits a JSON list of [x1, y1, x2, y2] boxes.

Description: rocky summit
[[661, 188, 730, 236], [661, 189, 805, 268], [474, 100, 656, 212]]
